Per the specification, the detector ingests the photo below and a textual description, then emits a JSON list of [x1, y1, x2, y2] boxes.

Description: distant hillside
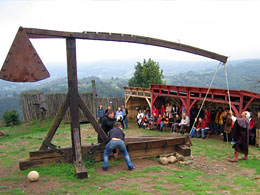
[[165, 59, 260, 93], [0, 59, 259, 119]]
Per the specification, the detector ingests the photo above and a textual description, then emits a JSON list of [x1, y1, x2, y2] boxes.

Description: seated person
[[136, 110, 143, 128], [172, 112, 190, 134], [190, 117, 208, 139], [160, 114, 169, 131], [137, 116, 142, 128], [141, 115, 149, 129], [149, 113, 158, 130], [171, 114, 182, 133]]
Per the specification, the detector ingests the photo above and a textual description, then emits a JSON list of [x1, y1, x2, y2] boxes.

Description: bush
[[2, 110, 20, 126]]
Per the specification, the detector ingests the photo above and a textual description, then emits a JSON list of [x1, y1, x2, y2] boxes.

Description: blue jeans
[[122, 116, 128, 128], [190, 128, 196, 137], [160, 122, 167, 130], [103, 140, 133, 170], [190, 128, 206, 138], [197, 128, 206, 138]]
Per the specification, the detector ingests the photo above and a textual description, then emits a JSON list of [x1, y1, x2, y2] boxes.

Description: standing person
[[224, 111, 233, 142], [160, 105, 166, 116], [152, 105, 159, 117], [115, 107, 124, 127], [96, 104, 105, 125], [204, 108, 211, 128], [99, 110, 116, 143], [166, 103, 173, 121], [215, 107, 224, 135], [229, 111, 250, 162], [179, 104, 186, 115], [249, 114, 256, 145], [102, 122, 134, 171], [190, 105, 197, 131], [105, 105, 112, 115], [210, 108, 217, 134], [172, 104, 179, 119], [121, 105, 128, 129]]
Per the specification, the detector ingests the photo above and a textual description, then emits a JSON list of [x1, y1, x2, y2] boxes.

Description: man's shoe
[[129, 167, 135, 171]]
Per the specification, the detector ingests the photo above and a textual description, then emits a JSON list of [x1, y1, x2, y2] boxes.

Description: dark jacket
[[108, 127, 125, 141], [98, 116, 116, 143]]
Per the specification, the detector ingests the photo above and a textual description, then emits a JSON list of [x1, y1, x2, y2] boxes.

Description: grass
[[0, 120, 260, 194]]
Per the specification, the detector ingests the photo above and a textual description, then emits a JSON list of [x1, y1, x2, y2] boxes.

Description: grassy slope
[[0, 121, 259, 195]]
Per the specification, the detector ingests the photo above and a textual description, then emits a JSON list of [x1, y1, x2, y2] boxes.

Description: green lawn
[[0, 120, 259, 195]]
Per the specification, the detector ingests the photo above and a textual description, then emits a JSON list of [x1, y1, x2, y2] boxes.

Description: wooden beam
[[39, 94, 69, 150], [78, 95, 109, 142], [66, 38, 87, 179], [242, 97, 255, 113], [23, 27, 228, 63], [19, 136, 190, 170]]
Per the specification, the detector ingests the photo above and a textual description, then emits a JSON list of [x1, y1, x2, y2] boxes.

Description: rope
[[223, 62, 232, 143], [224, 63, 232, 111], [189, 62, 221, 135]]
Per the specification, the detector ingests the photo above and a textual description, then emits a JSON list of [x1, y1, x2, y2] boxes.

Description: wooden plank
[[40, 94, 69, 150], [176, 145, 191, 156]]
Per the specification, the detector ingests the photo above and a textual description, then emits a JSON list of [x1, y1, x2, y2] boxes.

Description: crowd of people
[[135, 103, 259, 143]]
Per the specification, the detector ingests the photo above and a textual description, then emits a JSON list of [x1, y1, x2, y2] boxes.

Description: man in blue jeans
[[103, 122, 134, 171]]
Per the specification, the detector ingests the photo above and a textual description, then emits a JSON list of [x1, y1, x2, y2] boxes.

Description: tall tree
[[128, 59, 164, 88]]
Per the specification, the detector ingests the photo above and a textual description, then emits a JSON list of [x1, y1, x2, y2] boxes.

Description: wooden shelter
[[124, 84, 260, 118]]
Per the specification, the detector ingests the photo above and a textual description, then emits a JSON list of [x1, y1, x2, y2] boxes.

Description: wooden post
[[91, 80, 97, 98], [66, 38, 87, 179], [39, 94, 69, 150]]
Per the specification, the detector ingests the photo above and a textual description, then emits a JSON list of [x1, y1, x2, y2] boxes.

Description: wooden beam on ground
[[39, 94, 69, 150], [19, 136, 191, 170]]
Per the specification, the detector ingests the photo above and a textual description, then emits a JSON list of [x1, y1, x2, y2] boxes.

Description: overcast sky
[[0, 0, 259, 69]]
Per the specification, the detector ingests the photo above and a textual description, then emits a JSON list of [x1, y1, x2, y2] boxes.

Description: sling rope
[[224, 63, 232, 111], [223, 62, 232, 143], [189, 62, 222, 135]]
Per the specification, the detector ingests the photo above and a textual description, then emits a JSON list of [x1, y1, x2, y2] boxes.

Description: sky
[[0, 0, 260, 69]]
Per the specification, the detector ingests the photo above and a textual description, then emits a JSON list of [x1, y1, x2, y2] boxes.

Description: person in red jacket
[[190, 117, 208, 139], [152, 105, 159, 117], [160, 105, 166, 116]]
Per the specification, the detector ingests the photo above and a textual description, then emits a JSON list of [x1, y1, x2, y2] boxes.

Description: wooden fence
[[20, 91, 125, 122]]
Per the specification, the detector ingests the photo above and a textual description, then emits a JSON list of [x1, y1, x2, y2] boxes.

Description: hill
[[165, 59, 260, 93], [0, 59, 259, 119]]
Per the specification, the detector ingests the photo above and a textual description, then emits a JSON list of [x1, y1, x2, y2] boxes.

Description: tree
[[128, 59, 164, 88], [2, 110, 20, 126]]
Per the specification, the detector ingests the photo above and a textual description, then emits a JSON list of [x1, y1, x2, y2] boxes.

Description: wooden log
[[176, 144, 191, 156], [66, 38, 87, 178], [19, 157, 70, 170], [39, 94, 69, 150]]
